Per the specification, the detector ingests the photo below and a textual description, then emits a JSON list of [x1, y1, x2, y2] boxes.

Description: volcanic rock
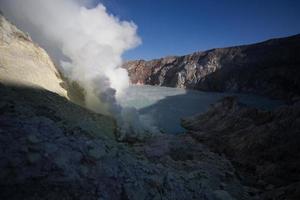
[[123, 34, 300, 101], [182, 97, 300, 199]]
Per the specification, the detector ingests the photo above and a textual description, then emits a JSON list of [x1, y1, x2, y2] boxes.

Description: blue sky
[[96, 0, 300, 61]]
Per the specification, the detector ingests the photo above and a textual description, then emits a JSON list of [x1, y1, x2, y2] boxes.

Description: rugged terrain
[[0, 15, 250, 200], [123, 34, 300, 100], [1, 14, 300, 200], [182, 97, 300, 199], [0, 83, 252, 200]]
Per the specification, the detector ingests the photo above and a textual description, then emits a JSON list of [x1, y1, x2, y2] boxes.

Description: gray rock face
[[0, 85, 251, 200], [123, 34, 300, 100], [182, 97, 300, 200]]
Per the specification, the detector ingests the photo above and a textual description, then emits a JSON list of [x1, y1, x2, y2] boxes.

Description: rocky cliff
[[0, 15, 67, 98], [123, 34, 300, 100]]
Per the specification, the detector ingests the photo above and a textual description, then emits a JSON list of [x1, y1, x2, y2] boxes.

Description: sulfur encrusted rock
[[0, 15, 67, 97]]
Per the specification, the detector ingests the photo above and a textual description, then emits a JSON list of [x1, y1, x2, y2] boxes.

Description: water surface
[[118, 85, 283, 134]]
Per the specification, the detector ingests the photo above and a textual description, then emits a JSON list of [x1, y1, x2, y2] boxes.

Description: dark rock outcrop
[[123, 34, 300, 100], [0, 84, 251, 200], [182, 97, 300, 200]]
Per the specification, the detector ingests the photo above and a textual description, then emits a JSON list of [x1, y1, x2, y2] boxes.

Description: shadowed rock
[[0, 84, 251, 200], [182, 97, 300, 199]]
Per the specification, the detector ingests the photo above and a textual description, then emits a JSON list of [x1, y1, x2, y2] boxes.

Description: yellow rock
[[0, 15, 67, 98]]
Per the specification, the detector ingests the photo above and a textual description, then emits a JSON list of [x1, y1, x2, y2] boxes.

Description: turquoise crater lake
[[118, 85, 283, 134]]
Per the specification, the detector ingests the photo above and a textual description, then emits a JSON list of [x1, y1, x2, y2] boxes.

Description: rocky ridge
[[182, 97, 300, 199], [123, 34, 300, 100]]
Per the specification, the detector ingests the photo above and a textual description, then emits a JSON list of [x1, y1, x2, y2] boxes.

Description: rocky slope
[[0, 84, 252, 200], [0, 15, 67, 98], [0, 15, 251, 200], [123, 34, 300, 100], [182, 97, 300, 200]]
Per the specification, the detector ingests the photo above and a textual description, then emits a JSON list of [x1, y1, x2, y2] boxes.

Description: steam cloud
[[0, 0, 159, 139]]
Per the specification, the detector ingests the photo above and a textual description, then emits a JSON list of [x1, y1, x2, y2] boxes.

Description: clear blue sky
[[96, 0, 300, 61]]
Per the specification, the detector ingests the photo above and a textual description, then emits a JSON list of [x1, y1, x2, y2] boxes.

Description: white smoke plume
[[0, 0, 159, 138]]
